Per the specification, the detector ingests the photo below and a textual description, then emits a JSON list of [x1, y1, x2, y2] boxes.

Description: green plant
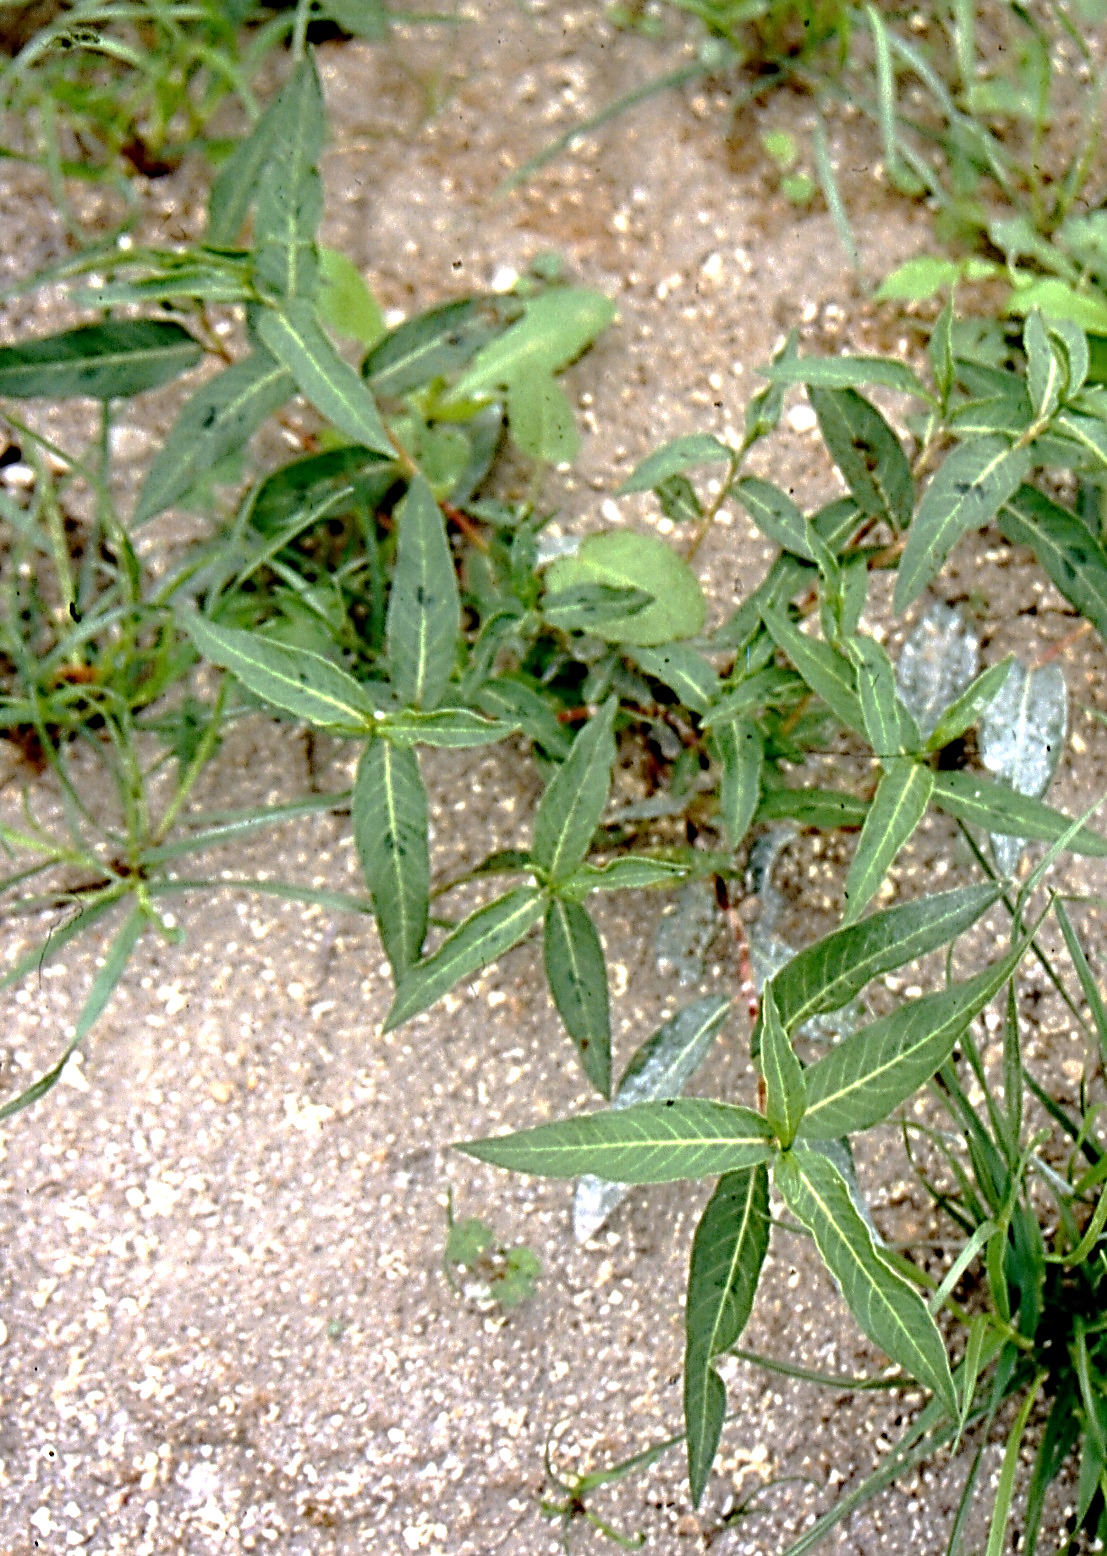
[[7, 26, 1107, 1551], [443, 1191, 541, 1311]]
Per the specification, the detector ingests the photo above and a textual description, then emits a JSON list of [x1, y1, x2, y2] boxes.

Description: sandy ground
[[2, 3, 1107, 1552]]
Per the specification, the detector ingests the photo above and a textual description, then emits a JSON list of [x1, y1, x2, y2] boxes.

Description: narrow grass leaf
[[386, 476, 461, 711], [255, 302, 392, 454], [684, 1164, 770, 1505], [353, 740, 428, 978], [0, 321, 202, 399], [618, 434, 732, 493], [531, 697, 617, 883], [760, 603, 866, 736], [713, 715, 763, 851], [252, 55, 326, 301], [895, 438, 1032, 611], [843, 759, 934, 924], [778, 1149, 957, 1415], [800, 937, 1028, 1140], [458, 1097, 774, 1182], [932, 770, 1107, 855], [544, 898, 611, 1096], [135, 349, 295, 523], [1055, 900, 1107, 1067], [185, 616, 376, 732], [809, 387, 914, 530], [759, 984, 806, 1146], [997, 484, 1107, 644], [385, 886, 546, 1031], [984, 1376, 1046, 1556]]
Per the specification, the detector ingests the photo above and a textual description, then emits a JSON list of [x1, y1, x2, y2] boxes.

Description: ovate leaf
[[315, 246, 386, 348], [546, 531, 706, 646], [684, 1165, 770, 1505], [759, 984, 806, 1146], [135, 348, 294, 523], [353, 739, 428, 977], [800, 938, 1027, 1140], [0, 321, 202, 400], [772, 883, 1002, 1031], [255, 302, 392, 454], [895, 438, 1032, 611], [458, 1097, 774, 1182], [531, 697, 617, 883], [386, 476, 461, 710], [777, 1149, 956, 1414], [385, 886, 546, 1030], [185, 615, 376, 732], [544, 898, 611, 1095], [842, 759, 934, 923], [506, 368, 579, 464]]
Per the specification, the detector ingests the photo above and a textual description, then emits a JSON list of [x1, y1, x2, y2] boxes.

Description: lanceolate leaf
[[0, 321, 202, 400], [362, 296, 511, 397], [926, 658, 1014, 751], [809, 387, 914, 530], [843, 759, 934, 923], [458, 1098, 774, 1182], [379, 708, 516, 747], [715, 717, 763, 849], [850, 636, 920, 756], [799, 939, 1028, 1140], [764, 354, 931, 399], [756, 786, 869, 830], [997, 484, 1107, 645], [252, 55, 326, 301], [895, 438, 1032, 612], [531, 698, 617, 884], [450, 287, 616, 399], [185, 616, 376, 732], [629, 645, 720, 715], [385, 886, 546, 1031], [772, 883, 1002, 1032], [684, 1164, 770, 1505], [760, 604, 866, 736], [386, 476, 461, 711], [570, 856, 689, 892], [544, 898, 611, 1095], [777, 1149, 957, 1415], [619, 434, 733, 494], [207, 74, 282, 242], [255, 303, 393, 454], [759, 984, 806, 1146], [737, 478, 820, 562], [932, 771, 1107, 856], [353, 740, 428, 977], [135, 348, 295, 523]]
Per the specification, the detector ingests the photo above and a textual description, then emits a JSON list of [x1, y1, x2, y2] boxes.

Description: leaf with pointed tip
[[507, 367, 579, 464], [362, 296, 511, 397], [843, 759, 934, 924], [458, 1097, 774, 1182], [473, 676, 573, 759], [931, 771, 1107, 855], [379, 708, 516, 747], [531, 698, 617, 883], [800, 938, 1028, 1140], [756, 786, 869, 829], [809, 387, 913, 530], [760, 604, 865, 736], [777, 1149, 956, 1415], [207, 81, 284, 244], [772, 883, 1002, 1032], [850, 636, 920, 756], [386, 886, 545, 1030], [546, 531, 706, 646], [544, 898, 611, 1095], [0, 321, 202, 400], [386, 476, 460, 711], [569, 856, 690, 893], [759, 984, 805, 1146], [135, 349, 295, 523], [450, 288, 616, 399], [1024, 310, 1064, 421], [925, 658, 1013, 751], [629, 645, 720, 715], [255, 302, 392, 454], [895, 438, 1032, 612], [185, 616, 376, 732], [764, 354, 931, 399], [252, 56, 326, 300], [685, 1165, 770, 1505], [353, 740, 428, 977], [619, 434, 733, 494], [997, 485, 1107, 646], [715, 717, 763, 848], [542, 582, 654, 633], [703, 667, 806, 727], [737, 478, 821, 563]]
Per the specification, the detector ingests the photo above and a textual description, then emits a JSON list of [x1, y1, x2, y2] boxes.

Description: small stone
[[210, 1081, 232, 1104]]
